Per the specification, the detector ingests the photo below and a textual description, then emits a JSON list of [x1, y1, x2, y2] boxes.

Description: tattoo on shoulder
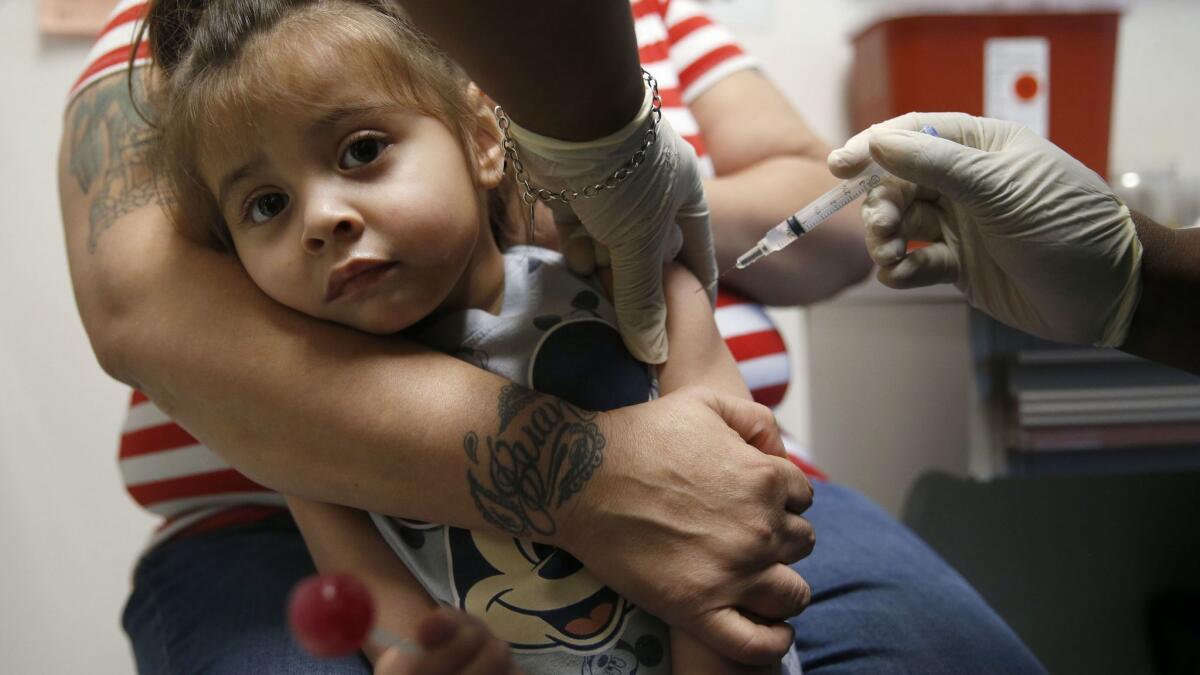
[[65, 72, 165, 252], [465, 385, 604, 537]]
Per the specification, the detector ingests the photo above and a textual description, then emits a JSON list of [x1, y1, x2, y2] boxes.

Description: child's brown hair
[[137, 0, 516, 249]]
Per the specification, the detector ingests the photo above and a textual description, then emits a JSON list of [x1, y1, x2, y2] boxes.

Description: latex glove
[[828, 112, 1142, 347], [505, 84, 715, 364], [563, 387, 814, 665]]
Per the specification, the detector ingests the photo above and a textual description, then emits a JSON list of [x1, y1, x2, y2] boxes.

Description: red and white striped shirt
[[72, 0, 817, 546]]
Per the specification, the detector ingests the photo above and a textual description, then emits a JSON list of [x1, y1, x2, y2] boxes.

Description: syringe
[[725, 125, 939, 275]]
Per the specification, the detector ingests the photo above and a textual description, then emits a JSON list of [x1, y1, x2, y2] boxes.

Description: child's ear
[[465, 83, 506, 190]]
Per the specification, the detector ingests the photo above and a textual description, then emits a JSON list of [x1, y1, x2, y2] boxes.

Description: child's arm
[[658, 265, 785, 675], [285, 497, 438, 665], [657, 264, 753, 402]]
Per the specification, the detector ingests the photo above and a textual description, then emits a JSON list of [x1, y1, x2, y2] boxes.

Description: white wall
[[0, 2, 159, 674], [3, 0, 1198, 673], [1111, 0, 1200, 182]]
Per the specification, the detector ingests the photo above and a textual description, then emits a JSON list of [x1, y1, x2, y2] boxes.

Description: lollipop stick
[[368, 625, 422, 654]]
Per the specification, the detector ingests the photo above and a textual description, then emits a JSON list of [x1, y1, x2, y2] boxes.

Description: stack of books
[[1007, 350, 1200, 452]]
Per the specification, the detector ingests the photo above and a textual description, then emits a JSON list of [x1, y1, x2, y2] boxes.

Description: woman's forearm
[[115, 245, 511, 523], [83, 225, 597, 536], [1121, 210, 1200, 373], [398, 1, 643, 142]]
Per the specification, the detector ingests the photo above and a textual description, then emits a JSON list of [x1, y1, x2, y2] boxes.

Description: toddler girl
[[141, 1, 798, 673]]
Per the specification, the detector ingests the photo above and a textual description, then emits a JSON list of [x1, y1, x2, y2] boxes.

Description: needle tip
[[696, 265, 738, 294]]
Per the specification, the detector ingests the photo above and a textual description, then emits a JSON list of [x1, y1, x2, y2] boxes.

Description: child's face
[[198, 71, 505, 334]]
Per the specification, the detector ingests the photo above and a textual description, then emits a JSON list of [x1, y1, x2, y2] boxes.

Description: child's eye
[[340, 136, 387, 169], [247, 192, 289, 224]]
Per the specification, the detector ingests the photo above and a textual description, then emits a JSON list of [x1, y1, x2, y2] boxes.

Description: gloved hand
[[504, 82, 715, 364], [828, 112, 1142, 347]]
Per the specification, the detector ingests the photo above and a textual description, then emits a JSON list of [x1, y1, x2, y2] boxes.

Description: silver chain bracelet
[[494, 70, 663, 230]]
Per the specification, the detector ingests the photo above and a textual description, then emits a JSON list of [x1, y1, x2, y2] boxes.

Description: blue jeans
[[123, 484, 1045, 673], [122, 515, 371, 674], [792, 482, 1046, 674]]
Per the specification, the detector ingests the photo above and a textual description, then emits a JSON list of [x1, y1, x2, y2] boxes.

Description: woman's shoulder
[[69, 0, 150, 104]]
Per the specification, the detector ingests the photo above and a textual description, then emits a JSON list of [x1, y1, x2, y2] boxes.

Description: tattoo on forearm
[[65, 73, 163, 252], [465, 384, 604, 537], [497, 383, 538, 433]]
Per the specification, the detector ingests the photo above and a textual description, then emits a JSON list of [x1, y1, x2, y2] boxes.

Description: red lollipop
[[288, 573, 421, 657], [288, 573, 376, 656]]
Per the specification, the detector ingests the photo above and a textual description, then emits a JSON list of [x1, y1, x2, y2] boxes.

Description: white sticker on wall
[[984, 37, 1050, 138]]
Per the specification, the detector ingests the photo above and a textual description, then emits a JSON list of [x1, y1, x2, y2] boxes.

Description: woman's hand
[[560, 387, 815, 666], [373, 608, 522, 675]]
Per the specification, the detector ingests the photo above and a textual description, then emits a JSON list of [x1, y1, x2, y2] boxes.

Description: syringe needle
[[719, 124, 941, 277], [696, 264, 738, 294]]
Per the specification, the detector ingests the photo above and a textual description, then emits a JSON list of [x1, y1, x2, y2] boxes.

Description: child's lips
[[325, 259, 398, 302]]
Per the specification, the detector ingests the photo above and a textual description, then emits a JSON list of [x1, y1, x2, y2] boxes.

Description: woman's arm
[[398, 1, 643, 142], [1120, 211, 1200, 373], [692, 70, 873, 306], [401, 2, 723, 365], [60, 72, 513, 526], [58, 70, 811, 664]]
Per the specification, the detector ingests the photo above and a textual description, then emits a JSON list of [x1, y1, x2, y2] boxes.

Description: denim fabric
[[792, 482, 1047, 674], [123, 485, 1046, 674], [122, 515, 371, 675]]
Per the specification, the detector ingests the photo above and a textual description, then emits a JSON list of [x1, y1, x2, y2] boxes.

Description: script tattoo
[[65, 73, 161, 251], [465, 386, 604, 537], [497, 383, 538, 433]]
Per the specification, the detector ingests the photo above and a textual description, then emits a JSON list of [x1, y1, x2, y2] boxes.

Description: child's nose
[[302, 210, 363, 255]]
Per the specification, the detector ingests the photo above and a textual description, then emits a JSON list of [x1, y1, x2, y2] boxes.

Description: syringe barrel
[[762, 221, 798, 251], [728, 126, 937, 275], [783, 160, 888, 236]]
